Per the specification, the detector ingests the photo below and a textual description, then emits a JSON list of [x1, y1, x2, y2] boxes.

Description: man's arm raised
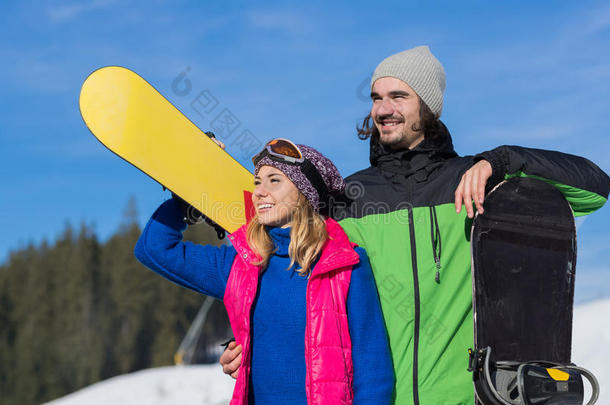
[[455, 146, 610, 218]]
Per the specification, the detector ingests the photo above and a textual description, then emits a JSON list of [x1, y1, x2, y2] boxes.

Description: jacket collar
[[369, 124, 458, 178], [228, 218, 360, 276], [313, 218, 360, 275]]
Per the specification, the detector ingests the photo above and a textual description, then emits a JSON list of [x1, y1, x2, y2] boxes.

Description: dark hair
[[357, 98, 447, 148]]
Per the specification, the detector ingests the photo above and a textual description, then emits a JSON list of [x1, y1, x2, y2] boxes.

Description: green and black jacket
[[333, 132, 610, 405]]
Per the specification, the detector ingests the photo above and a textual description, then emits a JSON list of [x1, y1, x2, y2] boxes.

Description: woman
[[135, 139, 394, 404]]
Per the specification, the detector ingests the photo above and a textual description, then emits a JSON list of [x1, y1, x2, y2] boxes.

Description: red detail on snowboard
[[244, 190, 256, 223]]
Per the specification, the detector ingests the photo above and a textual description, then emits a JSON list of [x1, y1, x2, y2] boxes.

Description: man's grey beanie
[[371, 45, 446, 117]]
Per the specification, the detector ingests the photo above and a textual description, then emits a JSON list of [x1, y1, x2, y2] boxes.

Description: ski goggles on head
[[252, 138, 305, 166], [252, 138, 331, 212]]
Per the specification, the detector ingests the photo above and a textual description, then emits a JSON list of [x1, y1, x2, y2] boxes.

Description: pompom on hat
[[253, 141, 345, 212]]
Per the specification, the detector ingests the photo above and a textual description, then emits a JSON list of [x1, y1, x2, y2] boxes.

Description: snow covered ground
[[46, 298, 610, 405], [44, 365, 235, 405]]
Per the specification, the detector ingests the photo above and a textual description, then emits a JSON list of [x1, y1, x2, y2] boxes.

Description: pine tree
[[0, 196, 234, 404]]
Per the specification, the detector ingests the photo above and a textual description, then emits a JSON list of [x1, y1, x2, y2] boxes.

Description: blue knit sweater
[[135, 199, 394, 404]]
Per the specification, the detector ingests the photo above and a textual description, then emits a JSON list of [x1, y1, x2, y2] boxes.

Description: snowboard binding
[[468, 347, 599, 405]]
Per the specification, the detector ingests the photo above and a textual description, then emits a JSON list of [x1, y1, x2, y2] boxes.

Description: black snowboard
[[471, 177, 577, 365]]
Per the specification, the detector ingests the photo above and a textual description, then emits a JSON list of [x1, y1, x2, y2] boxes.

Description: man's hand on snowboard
[[454, 160, 493, 219]]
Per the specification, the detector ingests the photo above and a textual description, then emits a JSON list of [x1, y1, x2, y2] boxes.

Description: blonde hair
[[246, 193, 328, 276]]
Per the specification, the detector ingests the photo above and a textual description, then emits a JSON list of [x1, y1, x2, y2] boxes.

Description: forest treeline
[[0, 199, 231, 405]]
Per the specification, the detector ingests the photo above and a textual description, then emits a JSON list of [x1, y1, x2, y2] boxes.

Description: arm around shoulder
[[476, 145, 610, 215]]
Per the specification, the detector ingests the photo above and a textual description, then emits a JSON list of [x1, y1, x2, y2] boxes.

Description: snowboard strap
[[468, 347, 599, 405]]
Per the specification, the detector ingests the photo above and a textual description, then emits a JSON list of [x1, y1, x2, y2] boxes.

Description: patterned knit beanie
[[254, 144, 345, 212], [371, 45, 446, 117]]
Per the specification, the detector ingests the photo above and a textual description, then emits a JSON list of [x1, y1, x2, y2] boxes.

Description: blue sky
[[1, 1, 609, 303]]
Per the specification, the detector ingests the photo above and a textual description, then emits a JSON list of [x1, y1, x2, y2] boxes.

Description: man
[[221, 46, 610, 404]]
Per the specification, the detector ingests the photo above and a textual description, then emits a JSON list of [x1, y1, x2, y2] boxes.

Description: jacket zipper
[[429, 206, 442, 283], [408, 207, 420, 405]]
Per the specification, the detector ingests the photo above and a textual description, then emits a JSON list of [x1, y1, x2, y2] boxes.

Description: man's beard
[[377, 126, 424, 151], [377, 125, 409, 150], [379, 132, 405, 147]]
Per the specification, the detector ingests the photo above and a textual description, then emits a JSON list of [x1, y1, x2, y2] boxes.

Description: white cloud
[[247, 9, 313, 35], [474, 124, 575, 143], [582, 3, 610, 35], [448, 2, 610, 167], [456, 2, 610, 88], [46, 0, 117, 23], [47, 4, 85, 23]]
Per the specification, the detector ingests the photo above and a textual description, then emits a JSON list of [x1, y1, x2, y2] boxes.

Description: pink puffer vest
[[224, 218, 360, 405]]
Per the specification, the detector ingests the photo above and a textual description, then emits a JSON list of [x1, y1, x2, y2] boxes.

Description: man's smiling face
[[370, 77, 424, 150]]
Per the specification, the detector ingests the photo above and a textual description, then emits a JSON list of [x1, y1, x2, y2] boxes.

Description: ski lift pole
[[174, 296, 215, 365]]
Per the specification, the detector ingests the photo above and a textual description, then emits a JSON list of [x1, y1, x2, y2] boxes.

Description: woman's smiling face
[[253, 165, 300, 228]]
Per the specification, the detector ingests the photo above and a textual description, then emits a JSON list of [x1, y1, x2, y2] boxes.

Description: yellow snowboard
[[79, 66, 254, 233]]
